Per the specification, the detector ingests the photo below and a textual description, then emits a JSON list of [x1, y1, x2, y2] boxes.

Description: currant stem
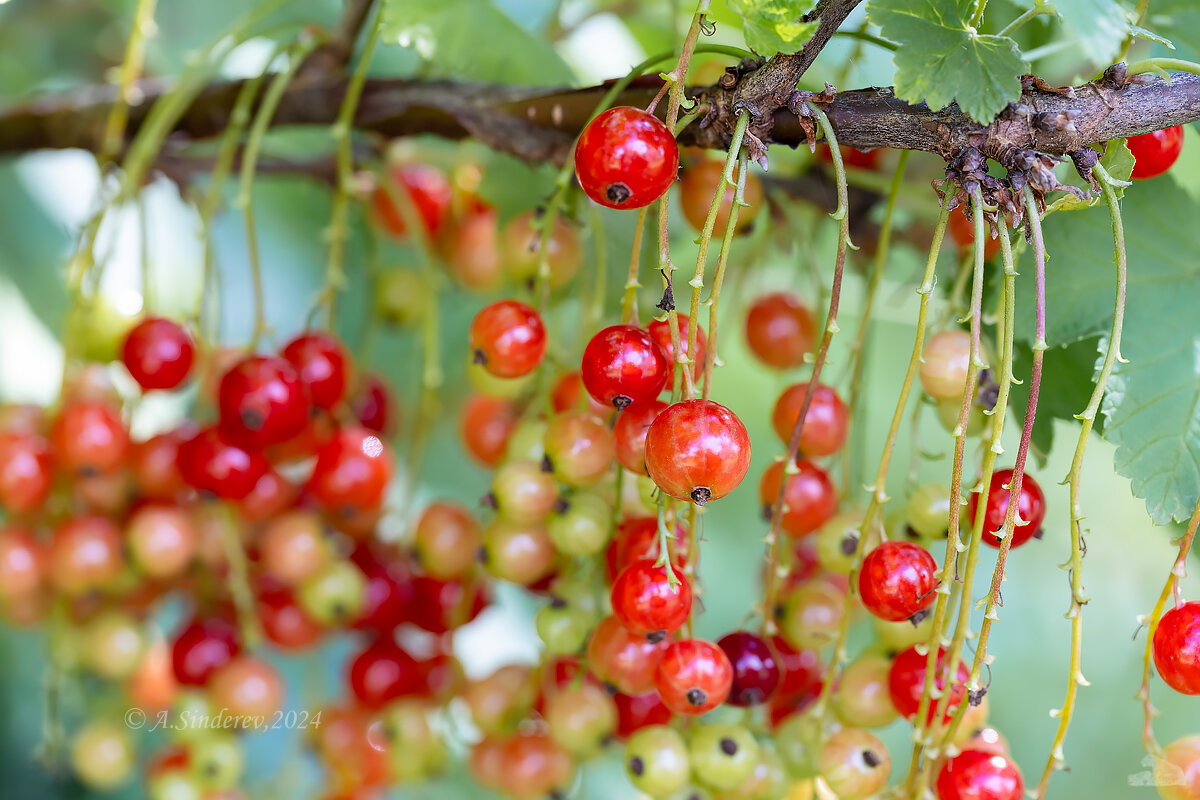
[[759, 105, 850, 636], [702, 146, 750, 400], [621, 207, 649, 326], [99, 0, 159, 165], [217, 502, 263, 649], [1033, 165, 1128, 796]]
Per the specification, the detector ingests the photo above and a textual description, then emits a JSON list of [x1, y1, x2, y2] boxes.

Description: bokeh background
[[1, 0, 1198, 798]]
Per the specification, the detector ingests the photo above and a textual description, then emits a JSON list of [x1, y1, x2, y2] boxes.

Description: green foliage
[[1010, 336, 1102, 460], [381, 0, 572, 85], [1021, 0, 1130, 66], [1044, 140, 1134, 213], [728, 0, 818, 57], [867, 0, 1028, 122]]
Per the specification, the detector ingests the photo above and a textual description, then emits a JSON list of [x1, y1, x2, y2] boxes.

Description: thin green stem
[[1120, 0, 1155, 63], [998, 4, 1049, 38], [832, 28, 897, 52], [702, 146, 750, 400], [622, 207, 649, 325], [1126, 58, 1200, 78], [970, 0, 989, 29], [218, 503, 262, 648], [99, 0, 159, 164]]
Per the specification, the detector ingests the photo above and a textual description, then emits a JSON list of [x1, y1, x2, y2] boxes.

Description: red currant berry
[[281, 331, 348, 410], [177, 426, 269, 500], [443, 207, 503, 291], [758, 459, 838, 537], [408, 575, 489, 634], [308, 427, 393, 515], [644, 399, 751, 505], [968, 468, 1046, 549], [51, 401, 129, 476], [613, 399, 666, 474], [469, 299, 546, 379], [646, 314, 707, 392], [351, 373, 395, 435], [349, 638, 427, 709], [350, 543, 416, 633], [459, 394, 518, 467], [1155, 735, 1200, 800], [718, 631, 781, 707], [858, 541, 939, 622], [0, 526, 44, 601], [218, 356, 310, 448], [679, 158, 764, 234], [771, 382, 848, 457], [948, 209, 1000, 260], [920, 330, 972, 401], [771, 635, 823, 697], [936, 749, 1024, 800], [1129, 126, 1184, 180], [171, 618, 240, 686], [239, 468, 299, 522], [501, 211, 582, 290], [121, 317, 195, 391], [257, 586, 323, 650], [1153, 600, 1200, 695], [574, 106, 679, 209], [372, 162, 452, 238], [611, 559, 692, 640], [543, 411, 615, 487], [581, 325, 670, 410], [130, 427, 192, 500], [0, 430, 55, 513], [654, 638, 733, 715], [888, 645, 969, 723], [49, 516, 124, 595], [614, 690, 674, 739], [606, 516, 690, 580], [745, 292, 816, 370], [586, 615, 668, 696], [550, 370, 612, 419]]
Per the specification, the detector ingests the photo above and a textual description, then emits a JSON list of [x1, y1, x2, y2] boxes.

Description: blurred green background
[[1, 0, 1198, 798]]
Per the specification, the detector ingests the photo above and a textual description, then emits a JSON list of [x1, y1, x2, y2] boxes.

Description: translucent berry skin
[[646, 314, 707, 391], [51, 401, 129, 475], [607, 516, 690, 580], [469, 299, 547, 379], [581, 325, 670, 410], [858, 541, 938, 622], [586, 615, 668, 696], [372, 162, 453, 238], [171, 618, 240, 686], [460, 394, 517, 468], [1155, 735, 1200, 800], [744, 292, 816, 370], [349, 638, 427, 709], [614, 691, 674, 739], [217, 356, 311, 448], [574, 106, 679, 210], [654, 638, 733, 715], [0, 430, 54, 512], [920, 330, 972, 401], [177, 426, 269, 500], [758, 459, 838, 537], [308, 427, 393, 514], [888, 645, 968, 723], [968, 468, 1046, 549], [1153, 601, 1200, 695], [611, 559, 692, 639], [936, 749, 1024, 800], [644, 399, 751, 505], [718, 631, 781, 707], [1129, 126, 1184, 180], [281, 332, 348, 409], [351, 373, 394, 435], [613, 399, 667, 474], [771, 382, 848, 457], [121, 318, 196, 391]]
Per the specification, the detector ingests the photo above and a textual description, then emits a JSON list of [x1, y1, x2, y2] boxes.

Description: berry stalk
[[99, 0, 159, 165], [1033, 164, 1129, 795], [701, 146, 750, 400], [621, 207, 649, 325], [759, 105, 851, 635]]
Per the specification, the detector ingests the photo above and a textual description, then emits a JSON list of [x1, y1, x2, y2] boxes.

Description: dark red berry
[[171, 618, 240, 686], [968, 468, 1046, 549], [744, 292, 816, 370], [718, 631, 781, 707], [281, 331, 348, 410], [349, 638, 427, 708], [177, 425, 269, 500], [1153, 600, 1200, 695], [121, 318, 196, 391], [350, 544, 416, 633], [858, 541, 939, 622], [613, 691, 673, 739], [581, 325, 670, 410], [218, 356, 310, 448], [574, 106, 679, 209], [351, 374, 395, 436]]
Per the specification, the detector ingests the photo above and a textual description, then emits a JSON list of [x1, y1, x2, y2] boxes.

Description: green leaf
[[1009, 337, 1103, 462], [867, 0, 1028, 122], [1044, 139, 1134, 213], [381, 0, 573, 85], [1042, 0, 1130, 66], [729, 0, 818, 57], [1016, 180, 1200, 523]]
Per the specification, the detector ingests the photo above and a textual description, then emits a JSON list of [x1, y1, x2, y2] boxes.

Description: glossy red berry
[[758, 459, 838, 537], [351, 374, 395, 436], [646, 314, 707, 392], [968, 468, 1046, 549], [581, 325, 670, 410], [586, 615, 668, 696], [308, 427, 393, 515], [0, 430, 54, 513], [281, 332, 348, 410], [611, 559, 692, 640], [771, 635, 823, 697], [644, 399, 751, 505], [718, 631, 781, 707], [858, 541, 938, 622], [745, 292, 816, 370], [654, 638, 733, 715], [550, 370, 612, 419], [888, 645, 969, 723], [771, 382, 848, 457], [177, 426, 269, 500], [574, 106, 679, 209], [469, 300, 546, 379], [1129, 126, 1184, 180], [257, 587, 323, 650], [349, 638, 427, 709], [613, 399, 666, 474], [350, 544, 416, 633], [408, 575, 489, 634], [1153, 601, 1200, 695], [171, 618, 240, 686], [121, 318, 195, 391], [372, 162, 453, 238], [51, 401, 129, 476], [936, 749, 1024, 800], [607, 516, 690, 580], [613, 690, 674, 739], [218, 356, 310, 448]]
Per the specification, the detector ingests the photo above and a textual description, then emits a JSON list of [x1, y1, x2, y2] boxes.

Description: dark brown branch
[[1, 70, 1198, 170]]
